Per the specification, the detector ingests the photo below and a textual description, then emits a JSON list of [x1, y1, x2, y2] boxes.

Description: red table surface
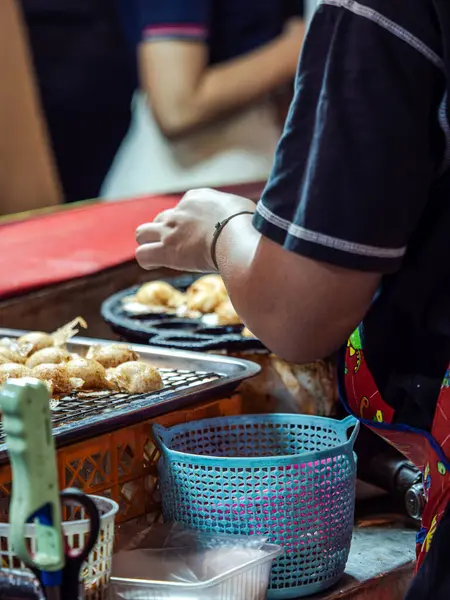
[[0, 195, 179, 299]]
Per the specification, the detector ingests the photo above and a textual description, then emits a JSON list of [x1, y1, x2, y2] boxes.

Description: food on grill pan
[[186, 274, 228, 314], [123, 274, 248, 328], [135, 281, 185, 310], [26, 347, 73, 369], [66, 358, 110, 391], [0, 364, 32, 385], [17, 331, 54, 354], [0, 321, 164, 398], [32, 363, 83, 396], [86, 344, 139, 369], [107, 361, 163, 395], [215, 299, 241, 326], [0, 346, 25, 364]]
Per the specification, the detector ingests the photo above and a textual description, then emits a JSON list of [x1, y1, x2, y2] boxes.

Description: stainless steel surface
[[0, 329, 260, 460]]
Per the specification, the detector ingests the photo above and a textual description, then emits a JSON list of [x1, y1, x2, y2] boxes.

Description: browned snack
[[26, 347, 73, 369], [0, 363, 32, 386], [135, 281, 185, 309], [86, 344, 140, 369], [186, 274, 228, 313], [66, 358, 110, 391], [31, 363, 82, 395], [0, 346, 26, 364], [107, 361, 163, 395], [17, 331, 54, 355], [215, 299, 242, 326]]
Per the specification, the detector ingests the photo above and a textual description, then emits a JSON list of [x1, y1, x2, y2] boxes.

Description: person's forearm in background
[[139, 19, 305, 139], [215, 214, 380, 364]]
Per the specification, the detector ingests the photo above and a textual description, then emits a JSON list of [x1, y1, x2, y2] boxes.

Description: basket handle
[[341, 415, 360, 448], [152, 423, 168, 450]]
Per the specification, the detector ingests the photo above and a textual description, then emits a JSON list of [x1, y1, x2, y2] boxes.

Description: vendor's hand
[[136, 188, 256, 272]]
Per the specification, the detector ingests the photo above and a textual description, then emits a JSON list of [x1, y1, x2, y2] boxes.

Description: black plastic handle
[[60, 488, 100, 600]]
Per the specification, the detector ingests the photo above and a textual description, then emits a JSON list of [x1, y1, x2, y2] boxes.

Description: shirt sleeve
[[253, 1, 444, 273], [138, 0, 210, 43]]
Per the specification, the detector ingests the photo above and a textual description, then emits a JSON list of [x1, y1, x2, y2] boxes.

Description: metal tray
[[101, 274, 267, 352], [0, 329, 260, 463]]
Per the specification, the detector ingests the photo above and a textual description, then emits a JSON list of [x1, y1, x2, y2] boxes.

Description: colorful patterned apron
[[342, 328, 450, 572]]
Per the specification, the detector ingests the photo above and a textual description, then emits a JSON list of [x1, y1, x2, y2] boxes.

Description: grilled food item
[[186, 275, 228, 314], [66, 358, 110, 390], [86, 344, 140, 369], [0, 363, 31, 385], [215, 299, 242, 326], [0, 346, 26, 364], [135, 281, 185, 309], [17, 332, 54, 355], [32, 363, 82, 395], [26, 347, 73, 369], [107, 361, 163, 395]]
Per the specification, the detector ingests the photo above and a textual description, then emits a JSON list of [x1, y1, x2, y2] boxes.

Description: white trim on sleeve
[[256, 201, 407, 259]]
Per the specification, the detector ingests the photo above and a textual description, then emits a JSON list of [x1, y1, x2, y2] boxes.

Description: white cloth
[[101, 91, 281, 200]]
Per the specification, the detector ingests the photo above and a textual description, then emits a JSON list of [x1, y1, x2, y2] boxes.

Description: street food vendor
[[101, 0, 305, 198], [135, 0, 450, 596]]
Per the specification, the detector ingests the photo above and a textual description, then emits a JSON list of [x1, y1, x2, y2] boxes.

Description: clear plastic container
[[110, 539, 282, 600]]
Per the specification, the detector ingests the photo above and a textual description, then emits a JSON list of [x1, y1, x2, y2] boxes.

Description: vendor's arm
[[138, 0, 305, 138], [137, 0, 442, 363]]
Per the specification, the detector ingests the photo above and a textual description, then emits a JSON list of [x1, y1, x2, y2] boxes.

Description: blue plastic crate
[[154, 414, 359, 599]]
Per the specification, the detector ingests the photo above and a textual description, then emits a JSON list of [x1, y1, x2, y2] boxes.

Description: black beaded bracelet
[[210, 211, 254, 269]]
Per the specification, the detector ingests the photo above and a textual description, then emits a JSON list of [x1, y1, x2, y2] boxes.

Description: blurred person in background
[[101, 0, 305, 199], [21, 0, 136, 203]]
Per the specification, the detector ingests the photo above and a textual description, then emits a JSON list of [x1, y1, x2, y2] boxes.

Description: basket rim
[[0, 495, 119, 536], [154, 414, 358, 466]]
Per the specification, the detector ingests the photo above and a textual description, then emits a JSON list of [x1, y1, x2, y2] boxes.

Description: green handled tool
[[0, 378, 64, 597]]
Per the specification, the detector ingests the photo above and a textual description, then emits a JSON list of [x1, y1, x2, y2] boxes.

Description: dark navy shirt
[[20, 0, 135, 201], [254, 0, 450, 431], [139, 0, 304, 64]]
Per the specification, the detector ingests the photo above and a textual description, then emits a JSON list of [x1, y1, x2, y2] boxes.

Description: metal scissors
[[0, 379, 100, 600]]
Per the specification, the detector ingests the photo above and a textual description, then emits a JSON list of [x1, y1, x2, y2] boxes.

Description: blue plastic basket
[[154, 414, 359, 599]]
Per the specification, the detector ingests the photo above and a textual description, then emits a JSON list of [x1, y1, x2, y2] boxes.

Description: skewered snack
[[215, 299, 242, 326], [26, 347, 73, 369], [0, 346, 26, 364], [86, 344, 139, 369], [135, 281, 185, 309], [17, 332, 54, 355], [107, 361, 163, 395], [66, 358, 110, 391], [32, 363, 83, 395], [0, 363, 32, 385], [186, 274, 228, 313]]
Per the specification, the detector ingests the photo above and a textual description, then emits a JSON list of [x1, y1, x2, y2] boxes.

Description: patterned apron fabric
[[342, 329, 450, 572]]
